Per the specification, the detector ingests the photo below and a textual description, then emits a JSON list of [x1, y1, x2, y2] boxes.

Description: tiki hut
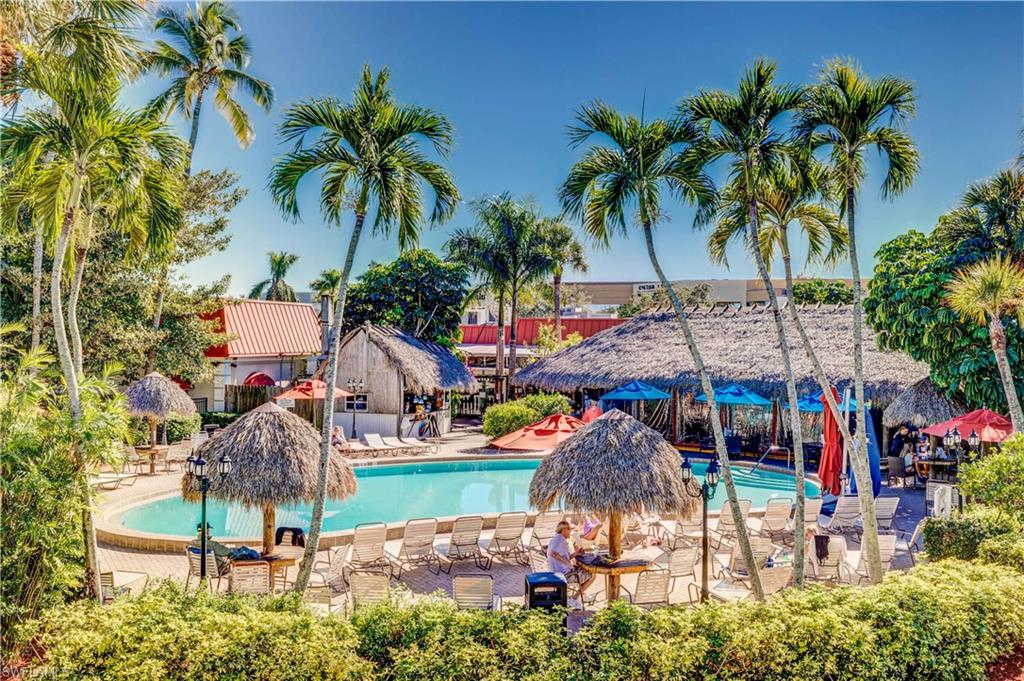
[[333, 323, 479, 438], [882, 377, 968, 428], [125, 372, 197, 445], [182, 402, 356, 553], [529, 409, 693, 597], [515, 304, 928, 406]]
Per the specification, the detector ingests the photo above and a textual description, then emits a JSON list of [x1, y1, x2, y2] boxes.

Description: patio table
[[577, 553, 653, 601], [134, 445, 169, 475]]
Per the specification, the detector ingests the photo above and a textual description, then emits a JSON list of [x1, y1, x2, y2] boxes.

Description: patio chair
[[714, 535, 773, 582], [486, 512, 529, 565], [126, 447, 147, 475], [229, 562, 271, 595], [711, 499, 751, 546], [898, 519, 926, 566], [360, 433, 401, 456], [664, 545, 698, 595], [865, 497, 900, 533], [438, 515, 491, 571], [342, 523, 393, 582], [528, 511, 563, 551], [400, 432, 438, 454], [887, 455, 915, 488], [757, 566, 793, 595], [925, 481, 960, 516], [849, 533, 897, 585], [528, 547, 550, 574], [755, 497, 794, 541], [164, 442, 191, 472], [453, 574, 502, 610], [657, 513, 702, 550], [184, 547, 225, 591], [312, 548, 347, 588], [381, 436, 420, 453], [89, 471, 138, 490], [807, 535, 848, 583], [304, 584, 344, 615], [388, 518, 443, 578], [802, 498, 824, 531], [621, 569, 671, 609], [349, 571, 391, 608], [823, 496, 861, 534], [100, 571, 147, 604]]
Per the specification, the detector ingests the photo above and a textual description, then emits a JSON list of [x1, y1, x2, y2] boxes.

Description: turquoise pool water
[[118, 459, 820, 537]]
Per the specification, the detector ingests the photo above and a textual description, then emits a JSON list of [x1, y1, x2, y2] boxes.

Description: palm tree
[[685, 60, 814, 585], [946, 257, 1024, 430], [559, 101, 769, 600], [935, 170, 1024, 260], [145, 0, 274, 174], [269, 65, 459, 591], [540, 220, 588, 340], [310, 268, 343, 304], [706, 158, 846, 587], [798, 59, 918, 583], [249, 251, 300, 301]]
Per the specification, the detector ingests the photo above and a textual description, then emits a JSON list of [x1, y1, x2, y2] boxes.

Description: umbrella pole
[[607, 511, 622, 600], [263, 504, 275, 555]]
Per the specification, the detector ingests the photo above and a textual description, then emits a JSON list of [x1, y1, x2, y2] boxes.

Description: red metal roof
[[459, 317, 625, 346], [204, 300, 322, 359]]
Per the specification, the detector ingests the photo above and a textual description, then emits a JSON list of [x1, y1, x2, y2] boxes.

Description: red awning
[[817, 386, 843, 496], [274, 380, 352, 401], [243, 371, 276, 387], [490, 413, 585, 451], [922, 408, 1013, 443]]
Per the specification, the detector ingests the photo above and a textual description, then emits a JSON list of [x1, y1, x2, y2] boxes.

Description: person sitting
[[576, 515, 603, 542], [188, 523, 233, 575], [331, 425, 349, 451], [547, 520, 595, 606]]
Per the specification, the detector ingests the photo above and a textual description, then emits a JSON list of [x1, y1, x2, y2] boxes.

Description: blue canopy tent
[[600, 380, 670, 419], [785, 390, 857, 413], [695, 383, 772, 407]]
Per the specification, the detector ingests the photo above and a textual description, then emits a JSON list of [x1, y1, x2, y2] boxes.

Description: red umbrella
[[273, 379, 352, 402], [922, 408, 1013, 443], [817, 386, 843, 496], [581, 405, 603, 423], [491, 413, 585, 451], [243, 371, 276, 387]]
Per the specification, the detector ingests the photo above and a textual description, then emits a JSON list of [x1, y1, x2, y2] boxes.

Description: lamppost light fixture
[[968, 429, 980, 450], [706, 458, 721, 489], [951, 427, 961, 448], [942, 428, 953, 450], [217, 453, 232, 477], [193, 456, 207, 479], [680, 457, 693, 483]]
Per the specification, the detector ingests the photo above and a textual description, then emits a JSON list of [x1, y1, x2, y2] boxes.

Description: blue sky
[[126, 1, 1024, 295]]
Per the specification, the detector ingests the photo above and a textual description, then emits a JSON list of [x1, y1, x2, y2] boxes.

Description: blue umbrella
[[695, 383, 772, 407], [784, 390, 857, 413], [600, 380, 671, 401]]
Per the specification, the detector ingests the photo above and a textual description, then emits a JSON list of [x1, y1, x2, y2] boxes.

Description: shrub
[[201, 412, 242, 428], [922, 506, 1021, 560], [979, 535, 1024, 573], [519, 392, 571, 417], [129, 413, 202, 445], [959, 433, 1024, 518], [482, 402, 541, 438]]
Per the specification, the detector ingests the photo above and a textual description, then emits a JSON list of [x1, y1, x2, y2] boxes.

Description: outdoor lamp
[[680, 457, 694, 483], [706, 457, 721, 488], [951, 427, 961, 449], [217, 453, 232, 477], [192, 456, 208, 478], [682, 454, 719, 603], [968, 429, 980, 451], [943, 429, 953, 450]]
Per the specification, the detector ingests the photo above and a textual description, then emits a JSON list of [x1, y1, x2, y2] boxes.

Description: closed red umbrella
[[491, 413, 585, 451], [243, 371, 276, 387], [817, 386, 843, 496], [921, 408, 1013, 443], [581, 405, 603, 423]]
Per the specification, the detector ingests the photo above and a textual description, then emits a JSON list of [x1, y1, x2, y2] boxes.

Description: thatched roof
[[124, 372, 196, 419], [514, 304, 928, 405], [182, 402, 356, 507], [340, 323, 479, 394], [529, 409, 695, 517], [882, 377, 968, 427]]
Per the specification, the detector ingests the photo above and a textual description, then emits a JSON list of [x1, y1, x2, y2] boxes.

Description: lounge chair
[[862, 497, 900, 533], [663, 546, 698, 595], [898, 519, 926, 565], [711, 499, 752, 546], [802, 498, 824, 532], [622, 569, 671, 609], [89, 471, 138, 490], [438, 515, 491, 571], [692, 565, 792, 603], [714, 535, 773, 582], [341, 522, 393, 582], [925, 481, 960, 516], [400, 432, 438, 454], [381, 436, 421, 453], [164, 442, 191, 472], [99, 571, 147, 604], [528, 511, 563, 551], [848, 533, 897, 585], [755, 497, 793, 541], [757, 566, 793, 595], [807, 535, 848, 583], [304, 584, 345, 615], [823, 496, 861, 534], [528, 547, 549, 574], [486, 512, 529, 565], [657, 513, 702, 550], [349, 571, 390, 608], [184, 547, 225, 591], [361, 433, 401, 456], [453, 574, 501, 610], [229, 561, 271, 595], [388, 518, 443, 578]]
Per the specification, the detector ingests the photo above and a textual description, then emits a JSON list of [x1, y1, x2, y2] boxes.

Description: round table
[[134, 445, 169, 475], [576, 554, 653, 601]]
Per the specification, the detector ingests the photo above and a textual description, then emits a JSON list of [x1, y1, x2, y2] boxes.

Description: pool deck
[[96, 427, 928, 609]]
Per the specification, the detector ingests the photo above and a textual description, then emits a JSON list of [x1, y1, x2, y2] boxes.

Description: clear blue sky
[[126, 1, 1024, 295]]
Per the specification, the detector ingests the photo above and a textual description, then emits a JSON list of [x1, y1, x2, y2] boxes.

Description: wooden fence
[[223, 384, 341, 428]]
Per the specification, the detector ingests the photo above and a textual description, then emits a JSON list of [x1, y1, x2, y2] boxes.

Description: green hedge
[[482, 402, 541, 438], [24, 561, 1024, 680], [922, 507, 1021, 561], [979, 535, 1024, 573], [128, 413, 202, 445], [518, 392, 571, 418], [201, 412, 242, 428]]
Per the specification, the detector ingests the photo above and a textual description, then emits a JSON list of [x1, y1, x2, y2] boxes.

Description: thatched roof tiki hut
[[529, 409, 693, 599], [182, 402, 356, 553], [125, 372, 197, 445], [334, 323, 479, 438], [882, 378, 968, 429]]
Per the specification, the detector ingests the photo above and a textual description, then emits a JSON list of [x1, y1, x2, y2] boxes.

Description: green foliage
[[959, 434, 1024, 518], [866, 229, 1023, 412], [482, 402, 541, 438], [978, 534, 1024, 573], [24, 562, 1024, 680], [922, 506, 1021, 561], [201, 412, 242, 428], [615, 283, 712, 318], [791, 278, 853, 304], [519, 392, 571, 417], [343, 249, 470, 344], [129, 413, 202, 445], [534, 323, 584, 356]]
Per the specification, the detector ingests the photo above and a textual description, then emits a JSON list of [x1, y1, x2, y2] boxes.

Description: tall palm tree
[[309, 267, 343, 304], [685, 59, 814, 585], [560, 101, 768, 600], [269, 65, 459, 591], [798, 59, 918, 583], [540, 220, 588, 340], [935, 170, 1024, 260], [946, 257, 1024, 430], [706, 158, 846, 586], [249, 251, 299, 301]]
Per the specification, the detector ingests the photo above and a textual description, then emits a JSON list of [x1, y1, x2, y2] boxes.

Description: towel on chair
[[274, 526, 306, 547], [814, 535, 830, 564]]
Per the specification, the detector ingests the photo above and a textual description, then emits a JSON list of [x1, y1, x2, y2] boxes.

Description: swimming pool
[[117, 459, 820, 537]]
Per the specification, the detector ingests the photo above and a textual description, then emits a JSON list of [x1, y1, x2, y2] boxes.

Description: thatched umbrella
[[882, 377, 968, 428], [182, 402, 357, 553], [529, 409, 693, 598], [125, 372, 197, 446]]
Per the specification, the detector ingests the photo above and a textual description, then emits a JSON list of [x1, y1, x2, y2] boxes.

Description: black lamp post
[[186, 451, 232, 579], [346, 377, 365, 438], [681, 454, 720, 603], [967, 429, 980, 454]]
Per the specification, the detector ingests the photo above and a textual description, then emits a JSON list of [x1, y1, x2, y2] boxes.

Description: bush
[[979, 535, 1024, 573], [201, 412, 241, 428], [959, 434, 1024, 518], [128, 413, 202, 445], [519, 392, 571, 417], [482, 402, 541, 438], [922, 506, 1021, 560]]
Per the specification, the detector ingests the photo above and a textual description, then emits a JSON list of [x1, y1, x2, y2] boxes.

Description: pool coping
[[96, 455, 820, 553]]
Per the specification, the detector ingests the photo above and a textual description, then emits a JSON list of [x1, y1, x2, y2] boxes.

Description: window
[[344, 393, 368, 412], [192, 397, 208, 413]]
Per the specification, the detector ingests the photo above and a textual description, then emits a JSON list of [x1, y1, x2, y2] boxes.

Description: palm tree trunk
[[183, 91, 204, 176], [643, 222, 764, 600], [495, 289, 506, 403], [746, 200, 806, 587], [553, 270, 563, 341], [989, 315, 1024, 430], [292, 209, 366, 592], [68, 243, 88, 377], [31, 223, 43, 352], [508, 283, 519, 389], [144, 263, 169, 375], [845, 184, 883, 584]]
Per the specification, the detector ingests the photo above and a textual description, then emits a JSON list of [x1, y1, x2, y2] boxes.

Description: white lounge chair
[[381, 436, 420, 453], [807, 534, 848, 583], [862, 497, 900, 533], [360, 433, 401, 456], [304, 584, 345, 615], [656, 512, 701, 549], [824, 496, 861, 534], [486, 512, 529, 565], [663, 546, 698, 596], [715, 535, 773, 583], [622, 569, 671, 609], [99, 570, 148, 604], [229, 561, 271, 595], [755, 497, 793, 541], [438, 515, 491, 571], [341, 522, 393, 582], [757, 566, 793, 595], [926, 480, 959, 516], [712, 499, 752, 546], [89, 471, 138, 490], [453, 574, 501, 610], [899, 519, 926, 565], [802, 498, 824, 532], [848, 533, 897, 584], [388, 517, 443, 578], [349, 571, 390, 608], [529, 511, 564, 551]]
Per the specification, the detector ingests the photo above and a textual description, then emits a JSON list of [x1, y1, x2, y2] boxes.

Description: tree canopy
[[792, 278, 853, 304]]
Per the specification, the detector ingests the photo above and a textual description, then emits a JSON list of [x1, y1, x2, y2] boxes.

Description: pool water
[[118, 459, 820, 537]]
